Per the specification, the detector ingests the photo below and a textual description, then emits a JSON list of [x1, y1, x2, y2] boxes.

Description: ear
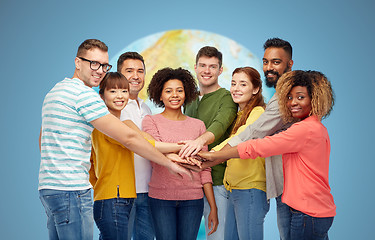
[[194, 64, 197, 71], [252, 87, 260, 95], [218, 66, 223, 76], [288, 59, 294, 70], [75, 57, 81, 70]]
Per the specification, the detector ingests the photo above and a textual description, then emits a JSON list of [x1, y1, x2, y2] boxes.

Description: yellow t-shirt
[[213, 106, 266, 192], [89, 128, 155, 201]]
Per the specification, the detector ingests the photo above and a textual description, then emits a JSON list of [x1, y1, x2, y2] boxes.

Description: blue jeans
[[127, 193, 154, 240], [225, 188, 270, 240], [39, 189, 93, 240], [94, 197, 134, 240], [149, 197, 203, 240], [276, 195, 292, 240], [203, 185, 229, 240], [290, 208, 333, 240]]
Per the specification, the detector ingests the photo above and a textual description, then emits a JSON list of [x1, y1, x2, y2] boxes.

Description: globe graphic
[[110, 29, 274, 113]]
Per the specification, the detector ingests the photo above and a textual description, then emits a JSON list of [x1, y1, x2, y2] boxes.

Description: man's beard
[[264, 70, 280, 88], [264, 68, 289, 88]]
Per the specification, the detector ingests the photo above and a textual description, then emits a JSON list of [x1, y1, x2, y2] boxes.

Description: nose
[[266, 63, 273, 71], [132, 71, 139, 80], [96, 66, 104, 74], [291, 97, 298, 105]]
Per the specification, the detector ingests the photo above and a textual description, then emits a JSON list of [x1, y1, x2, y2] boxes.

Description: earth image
[[109, 29, 273, 113]]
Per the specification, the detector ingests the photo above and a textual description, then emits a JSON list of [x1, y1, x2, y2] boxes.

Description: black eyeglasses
[[78, 57, 112, 72]]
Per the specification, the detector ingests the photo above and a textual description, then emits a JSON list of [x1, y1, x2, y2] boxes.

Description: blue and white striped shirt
[[38, 78, 109, 190]]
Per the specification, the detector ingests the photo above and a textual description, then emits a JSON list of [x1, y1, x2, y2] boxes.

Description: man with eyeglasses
[[38, 39, 192, 240]]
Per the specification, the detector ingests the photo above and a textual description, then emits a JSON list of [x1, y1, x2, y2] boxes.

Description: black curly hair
[[147, 67, 199, 108]]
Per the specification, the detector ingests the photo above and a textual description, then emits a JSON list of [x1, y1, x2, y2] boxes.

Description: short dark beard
[[264, 70, 280, 88], [264, 67, 290, 88]]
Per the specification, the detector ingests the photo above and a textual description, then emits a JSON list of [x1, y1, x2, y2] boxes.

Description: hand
[[178, 163, 203, 172], [178, 138, 205, 158], [166, 161, 193, 180], [166, 153, 186, 164], [207, 208, 218, 235], [197, 151, 214, 161]]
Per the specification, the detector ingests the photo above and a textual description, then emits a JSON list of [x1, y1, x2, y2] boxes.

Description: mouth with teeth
[[114, 101, 125, 106]]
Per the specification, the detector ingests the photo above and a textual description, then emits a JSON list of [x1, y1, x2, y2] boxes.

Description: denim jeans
[[203, 185, 229, 240], [290, 208, 333, 240], [224, 188, 269, 240], [276, 194, 292, 240], [149, 197, 203, 240], [94, 197, 134, 240], [127, 193, 154, 240], [39, 189, 93, 240]]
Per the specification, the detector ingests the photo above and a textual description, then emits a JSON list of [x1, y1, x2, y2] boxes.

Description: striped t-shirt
[[38, 78, 109, 191]]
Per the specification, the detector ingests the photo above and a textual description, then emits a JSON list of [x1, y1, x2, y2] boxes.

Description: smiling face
[[230, 72, 259, 110], [119, 59, 145, 99], [101, 87, 129, 117], [160, 79, 185, 111], [194, 56, 223, 92], [262, 47, 293, 88], [287, 86, 312, 120], [75, 48, 109, 88]]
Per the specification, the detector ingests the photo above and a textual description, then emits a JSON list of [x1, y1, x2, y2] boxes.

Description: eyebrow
[[263, 58, 282, 61]]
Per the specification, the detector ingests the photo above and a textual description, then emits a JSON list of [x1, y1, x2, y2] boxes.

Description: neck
[[129, 94, 140, 107], [161, 108, 186, 121], [109, 110, 121, 119], [199, 83, 221, 95]]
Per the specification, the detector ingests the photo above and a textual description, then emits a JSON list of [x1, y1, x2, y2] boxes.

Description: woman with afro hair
[[198, 70, 336, 240], [142, 67, 218, 240]]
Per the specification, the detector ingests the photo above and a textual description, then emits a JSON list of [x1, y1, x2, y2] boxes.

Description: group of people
[[38, 37, 336, 240]]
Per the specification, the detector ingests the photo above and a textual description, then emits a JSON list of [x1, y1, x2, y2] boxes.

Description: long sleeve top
[[237, 116, 336, 217], [142, 114, 212, 200], [213, 106, 266, 192], [184, 88, 237, 185], [228, 94, 293, 199]]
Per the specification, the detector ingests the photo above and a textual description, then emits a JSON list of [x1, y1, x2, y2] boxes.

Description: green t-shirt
[[184, 88, 237, 185]]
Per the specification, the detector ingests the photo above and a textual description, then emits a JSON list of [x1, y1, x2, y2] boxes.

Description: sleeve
[[142, 115, 161, 141], [237, 121, 309, 159], [206, 92, 237, 140], [228, 97, 283, 146], [213, 107, 264, 151], [77, 89, 109, 122]]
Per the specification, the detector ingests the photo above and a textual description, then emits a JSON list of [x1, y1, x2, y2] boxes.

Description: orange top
[[238, 115, 336, 217]]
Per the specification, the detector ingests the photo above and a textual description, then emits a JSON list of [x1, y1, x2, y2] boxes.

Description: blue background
[[1, 0, 374, 239]]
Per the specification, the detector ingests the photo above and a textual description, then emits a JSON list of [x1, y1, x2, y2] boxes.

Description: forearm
[[92, 115, 173, 168], [203, 183, 217, 212], [197, 131, 215, 146], [155, 142, 182, 153]]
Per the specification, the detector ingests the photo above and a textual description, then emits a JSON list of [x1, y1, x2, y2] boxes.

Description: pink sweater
[[238, 116, 336, 217], [142, 114, 212, 200]]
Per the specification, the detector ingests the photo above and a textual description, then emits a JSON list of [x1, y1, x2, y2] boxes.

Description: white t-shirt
[[120, 97, 152, 193]]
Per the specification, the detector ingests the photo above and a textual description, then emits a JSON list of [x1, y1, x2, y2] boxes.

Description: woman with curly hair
[[198, 70, 336, 240], [142, 67, 218, 240]]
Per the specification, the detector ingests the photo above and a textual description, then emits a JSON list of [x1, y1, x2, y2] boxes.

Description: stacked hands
[[166, 140, 214, 171]]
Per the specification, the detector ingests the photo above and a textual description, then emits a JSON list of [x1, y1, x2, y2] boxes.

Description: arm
[[179, 92, 237, 157], [203, 183, 218, 235], [124, 119, 182, 153], [39, 127, 42, 152], [90, 114, 192, 179], [178, 131, 215, 157], [198, 145, 240, 162], [228, 95, 285, 146]]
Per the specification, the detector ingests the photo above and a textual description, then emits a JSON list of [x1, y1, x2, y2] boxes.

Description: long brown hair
[[231, 67, 266, 134]]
